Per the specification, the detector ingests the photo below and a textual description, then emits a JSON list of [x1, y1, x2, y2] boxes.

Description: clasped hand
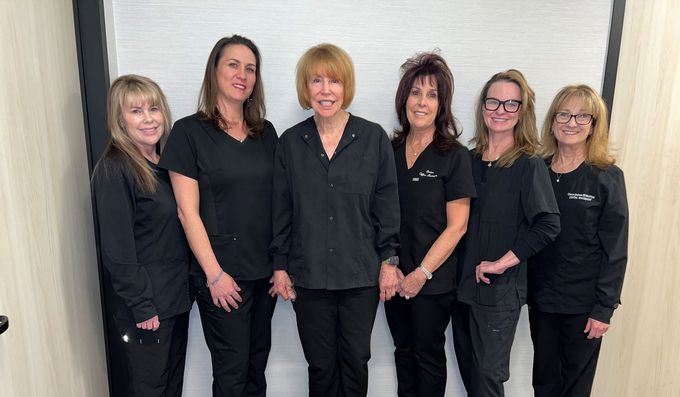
[[208, 271, 242, 312], [269, 270, 296, 301]]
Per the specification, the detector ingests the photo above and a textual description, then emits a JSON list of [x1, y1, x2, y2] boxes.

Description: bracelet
[[206, 269, 224, 288], [418, 265, 433, 280]]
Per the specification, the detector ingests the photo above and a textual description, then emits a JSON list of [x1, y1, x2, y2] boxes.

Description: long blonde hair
[[94, 74, 172, 193], [471, 69, 538, 167], [539, 84, 615, 169]]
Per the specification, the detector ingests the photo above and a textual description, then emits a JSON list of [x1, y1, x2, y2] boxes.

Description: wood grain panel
[[592, 0, 680, 396], [0, 0, 109, 396]]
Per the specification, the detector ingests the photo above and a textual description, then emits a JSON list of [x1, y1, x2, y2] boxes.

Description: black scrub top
[[394, 142, 476, 295], [159, 113, 278, 281], [270, 114, 400, 290], [457, 151, 561, 312], [528, 162, 628, 323], [92, 152, 191, 323]]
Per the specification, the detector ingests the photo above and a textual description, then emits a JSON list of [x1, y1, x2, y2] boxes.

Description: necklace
[[406, 138, 432, 157], [551, 157, 584, 183], [486, 157, 500, 167]]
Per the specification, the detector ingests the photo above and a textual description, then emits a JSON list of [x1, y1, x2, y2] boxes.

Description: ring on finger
[[405, 295, 410, 300]]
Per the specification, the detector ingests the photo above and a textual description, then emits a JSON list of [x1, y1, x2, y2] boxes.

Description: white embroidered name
[[419, 170, 438, 178], [567, 193, 595, 202]]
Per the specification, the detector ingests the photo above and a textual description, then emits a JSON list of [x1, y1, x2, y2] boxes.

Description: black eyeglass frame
[[483, 97, 523, 113], [553, 112, 596, 125]]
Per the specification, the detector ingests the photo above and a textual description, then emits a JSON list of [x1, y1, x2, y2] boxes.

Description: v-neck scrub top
[[159, 113, 278, 280], [93, 153, 191, 323], [457, 152, 561, 311], [394, 142, 477, 295], [270, 114, 400, 290], [528, 162, 628, 323]]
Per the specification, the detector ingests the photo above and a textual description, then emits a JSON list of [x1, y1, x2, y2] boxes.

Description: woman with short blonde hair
[[270, 43, 400, 397]]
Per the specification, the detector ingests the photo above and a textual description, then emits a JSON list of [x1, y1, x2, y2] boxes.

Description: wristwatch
[[382, 256, 399, 266], [418, 265, 433, 280]]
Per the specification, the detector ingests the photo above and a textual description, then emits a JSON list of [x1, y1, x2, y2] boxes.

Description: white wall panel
[[106, 1, 613, 395]]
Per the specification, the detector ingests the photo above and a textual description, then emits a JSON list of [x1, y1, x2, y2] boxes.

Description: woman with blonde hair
[[528, 84, 628, 397], [269, 43, 400, 397], [451, 69, 561, 397], [92, 74, 191, 396]]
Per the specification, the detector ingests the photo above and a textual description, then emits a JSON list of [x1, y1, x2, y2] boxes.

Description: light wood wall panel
[[0, 0, 109, 396], [592, 0, 680, 396]]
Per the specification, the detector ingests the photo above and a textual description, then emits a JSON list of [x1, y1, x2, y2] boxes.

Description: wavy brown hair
[[539, 84, 615, 169], [94, 74, 172, 193], [393, 51, 461, 152], [198, 35, 266, 136], [471, 69, 538, 167]]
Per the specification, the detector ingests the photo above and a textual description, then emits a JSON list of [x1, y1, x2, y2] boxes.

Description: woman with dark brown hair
[[386, 51, 475, 397], [159, 35, 277, 396]]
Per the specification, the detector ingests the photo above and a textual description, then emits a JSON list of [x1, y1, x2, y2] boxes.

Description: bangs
[[415, 73, 438, 89], [307, 59, 344, 81], [123, 87, 161, 108], [300, 48, 351, 83], [563, 90, 598, 117]]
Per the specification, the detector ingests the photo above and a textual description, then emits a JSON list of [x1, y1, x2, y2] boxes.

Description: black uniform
[[159, 113, 278, 397], [270, 114, 399, 397], [93, 152, 191, 397], [384, 142, 476, 397], [452, 152, 560, 397], [528, 162, 628, 397]]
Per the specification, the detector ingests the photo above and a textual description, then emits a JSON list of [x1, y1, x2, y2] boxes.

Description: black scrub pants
[[194, 276, 276, 397], [528, 309, 602, 397], [116, 311, 190, 397], [450, 301, 521, 397], [293, 286, 380, 397], [384, 291, 456, 397]]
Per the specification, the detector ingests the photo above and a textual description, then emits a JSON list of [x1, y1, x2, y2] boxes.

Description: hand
[[378, 263, 399, 302], [269, 270, 296, 301], [208, 271, 242, 312], [584, 317, 609, 339], [399, 269, 427, 300], [475, 260, 509, 284], [395, 267, 405, 293], [379, 263, 399, 302], [136, 315, 160, 331]]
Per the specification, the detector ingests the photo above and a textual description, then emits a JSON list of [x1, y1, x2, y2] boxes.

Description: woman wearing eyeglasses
[[527, 85, 628, 397], [451, 69, 560, 397]]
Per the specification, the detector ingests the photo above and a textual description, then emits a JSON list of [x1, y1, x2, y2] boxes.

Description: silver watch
[[382, 256, 399, 266]]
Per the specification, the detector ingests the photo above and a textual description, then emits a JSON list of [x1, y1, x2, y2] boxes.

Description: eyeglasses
[[483, 98, 522, 113], [554, 112, 594, 125]]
